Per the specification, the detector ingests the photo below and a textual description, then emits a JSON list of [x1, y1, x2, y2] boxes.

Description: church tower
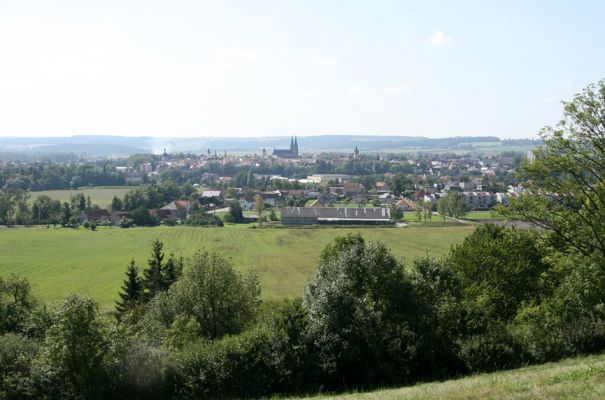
[[354, 145, 359, 159], [294, 135, 299, 156]]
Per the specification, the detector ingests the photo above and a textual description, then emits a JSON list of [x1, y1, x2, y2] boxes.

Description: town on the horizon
[[0, 132, 533, 228]]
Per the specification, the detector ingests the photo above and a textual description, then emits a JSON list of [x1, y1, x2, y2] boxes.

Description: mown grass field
[[28, 186, 133, 207], [290, 353, 605, 400], [463, 210, 504, 220], [0, 224, 473, 311]]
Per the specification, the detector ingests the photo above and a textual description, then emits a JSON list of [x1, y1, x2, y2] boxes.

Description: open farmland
[[27, 186, 133, 207], [0, 225, 474, 311]]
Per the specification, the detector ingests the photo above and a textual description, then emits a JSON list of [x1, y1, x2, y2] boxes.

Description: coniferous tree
[[163, 252, 183, 289], [143, 239, 165, 300], [110, 196, 123, 211], [115, 260, 143, 316]]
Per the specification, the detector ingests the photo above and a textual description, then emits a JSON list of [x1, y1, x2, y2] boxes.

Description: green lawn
[[0, 224, 473, 311], [463, 210, 504, 220], [28, 186, 134, 208], [289, 353, 605, 400]]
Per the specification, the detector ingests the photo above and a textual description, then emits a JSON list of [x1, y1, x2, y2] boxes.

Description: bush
[[186, 210, 223, 227], [0, 333, 39, 399], [163, 218, 177, 226], [0, 275, 37, 335], [167, 299, 317, 399], [511, 255, 605, 363], [117, 340, 165, 400], [133, 207, 158, 227], [166, 327, 280, 398], [224, 200, 244, 223], [120, 217, 134, 228], [33, 295, 127, 399]]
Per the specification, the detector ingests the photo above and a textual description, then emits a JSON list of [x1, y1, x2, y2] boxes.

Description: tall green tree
[[501, 80, 605, 261], [0, 274, 37, 334], [110, 196, 123, 212], [163, 252, 182, 288], [115, 260, 143, 316], [254, 194, 264, 226], [141, 250, 261, 342], [143, 240, 165, 300], [0, 189, 29, 225], [303, 234, 419, 388], [438, 191, 466, 221], [224, 200, 244, 223], [35, 294, 125, 399], [70, 193, 86, 212]]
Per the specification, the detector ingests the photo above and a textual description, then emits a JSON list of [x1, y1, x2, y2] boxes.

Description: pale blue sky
[[1, 0, 603, 138]]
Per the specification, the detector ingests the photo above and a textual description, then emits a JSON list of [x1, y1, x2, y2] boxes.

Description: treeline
[[0, 189, 106, 226], [2, 222, 605, 399], [0, 162, 128, 191]]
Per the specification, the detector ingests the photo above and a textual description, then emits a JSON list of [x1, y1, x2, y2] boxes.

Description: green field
[[463, 210, 504, 220], [0, 225, 473, 311], [28, 186, 133, 207], [291, 353, 605, 400]]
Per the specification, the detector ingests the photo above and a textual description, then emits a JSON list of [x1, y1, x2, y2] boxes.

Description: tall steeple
[[294, 135, 299, 156], [290, 136, 294, 153]]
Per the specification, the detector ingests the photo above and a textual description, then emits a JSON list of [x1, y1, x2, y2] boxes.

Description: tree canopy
[[501, 80, 605, 260]]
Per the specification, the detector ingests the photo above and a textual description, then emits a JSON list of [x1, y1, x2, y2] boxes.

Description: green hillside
[[291, 353, 605, 400]]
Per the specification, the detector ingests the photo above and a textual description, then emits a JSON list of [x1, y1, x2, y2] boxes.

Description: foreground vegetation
[[3, 221, 605, 399], [1, 80, 604, 399], [0, 225, 474, 310], [292, 352, 605, 399]]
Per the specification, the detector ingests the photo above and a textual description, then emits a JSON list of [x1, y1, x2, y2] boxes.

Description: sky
[[0, 1, 604, 139]]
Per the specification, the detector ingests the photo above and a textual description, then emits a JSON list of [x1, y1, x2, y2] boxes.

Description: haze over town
[[2, 0, 604, 138]]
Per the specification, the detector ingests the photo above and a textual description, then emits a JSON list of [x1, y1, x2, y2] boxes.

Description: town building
[[281, 207, 391, 225], [273, 136, 299, 158]]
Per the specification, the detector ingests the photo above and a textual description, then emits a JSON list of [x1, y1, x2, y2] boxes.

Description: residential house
[[110, 211, 133, 225], [160, 200, 194, 219], [79, 209, 110, 224]]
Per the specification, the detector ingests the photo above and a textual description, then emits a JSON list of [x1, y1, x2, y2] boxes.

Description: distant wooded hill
[[0, 135, 540, 158]]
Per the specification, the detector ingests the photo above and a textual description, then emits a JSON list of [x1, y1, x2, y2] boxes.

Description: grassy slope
[[28, 186, 133, 207], [0, 225, 473, 311], [291, 353, 605, 400]]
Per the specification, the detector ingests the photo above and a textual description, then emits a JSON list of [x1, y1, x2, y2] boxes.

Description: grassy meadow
[[0, 224, 474, 311], [291, 352, 605, 400], [462, 210, 504, 220], [28, 186, 133, 207]]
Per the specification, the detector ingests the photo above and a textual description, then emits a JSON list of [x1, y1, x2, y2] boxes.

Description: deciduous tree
[[501, 80, 605, 261]]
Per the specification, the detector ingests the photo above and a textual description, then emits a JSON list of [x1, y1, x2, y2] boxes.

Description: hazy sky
[[1, 1, 604, 138]]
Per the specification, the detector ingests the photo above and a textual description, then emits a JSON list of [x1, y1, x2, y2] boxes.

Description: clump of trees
[[0, 191, 101, 227], [224, 200, 245, 223], [437, 190, 466, 221]]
